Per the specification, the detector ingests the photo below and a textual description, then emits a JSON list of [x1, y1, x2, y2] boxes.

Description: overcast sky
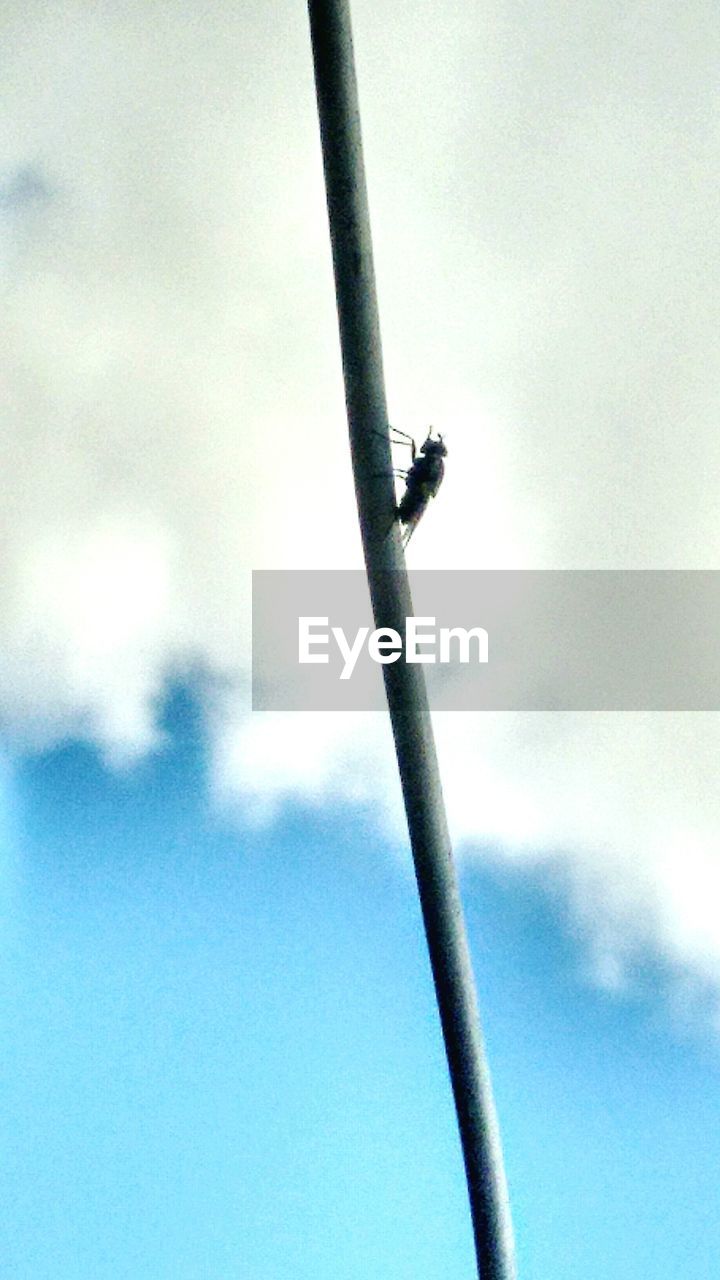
[[2, 2, 720, 1273]]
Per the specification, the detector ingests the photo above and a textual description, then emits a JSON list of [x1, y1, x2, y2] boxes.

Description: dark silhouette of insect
[[384, 426, 448, 547]]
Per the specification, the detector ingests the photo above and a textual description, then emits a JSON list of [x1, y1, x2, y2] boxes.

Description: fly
[[385, 426, 448, 547]]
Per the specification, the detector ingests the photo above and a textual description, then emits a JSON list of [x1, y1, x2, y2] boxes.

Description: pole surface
[[307, 3, 517, 1276]]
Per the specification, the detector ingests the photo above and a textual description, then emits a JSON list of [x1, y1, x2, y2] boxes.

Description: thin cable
[[306, 3, 517, 1276]]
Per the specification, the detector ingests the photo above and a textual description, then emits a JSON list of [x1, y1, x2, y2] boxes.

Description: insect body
[[388, 426, 447, 547]]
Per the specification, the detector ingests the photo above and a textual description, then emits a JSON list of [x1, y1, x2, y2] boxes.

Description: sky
[[1, 1, 719, 1275]]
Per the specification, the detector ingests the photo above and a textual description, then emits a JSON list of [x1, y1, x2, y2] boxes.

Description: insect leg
[[370, 425, 417, 462], [387, 427, 416, 461], [372, 426, 413, 447]]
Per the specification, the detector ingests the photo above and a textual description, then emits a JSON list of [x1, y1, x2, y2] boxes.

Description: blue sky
[[2, 685, 718, 1278]]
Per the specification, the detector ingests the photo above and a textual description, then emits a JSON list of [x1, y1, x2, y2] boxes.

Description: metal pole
[[306, 3, 517, 1276]]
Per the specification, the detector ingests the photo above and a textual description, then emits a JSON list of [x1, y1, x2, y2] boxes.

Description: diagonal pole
[[306, 3, 517, 1276]]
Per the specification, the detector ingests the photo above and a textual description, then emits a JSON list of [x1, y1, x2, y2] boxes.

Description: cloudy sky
[[2, 1, 719, 1275]]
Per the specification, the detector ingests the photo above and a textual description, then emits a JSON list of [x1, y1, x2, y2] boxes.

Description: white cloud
[[221, 709, 720, 1019], [3, 520, 177, 758], [3, 0, 720, 1011]]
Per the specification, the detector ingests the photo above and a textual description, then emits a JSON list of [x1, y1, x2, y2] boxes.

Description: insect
[[385, 426, 448, 547]]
